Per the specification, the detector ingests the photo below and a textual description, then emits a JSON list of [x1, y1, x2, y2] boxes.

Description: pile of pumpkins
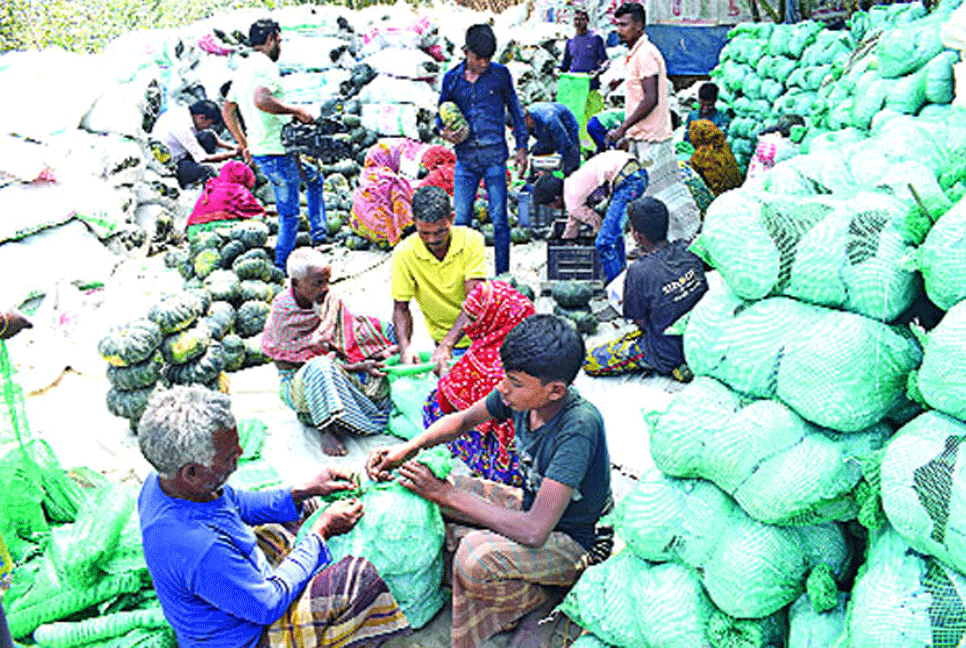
[[551, 281, 598, 334], [98, 219, 284, 430]]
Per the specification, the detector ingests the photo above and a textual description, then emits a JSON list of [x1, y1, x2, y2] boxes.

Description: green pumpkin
[[220, 240, 247, 269], [481, 224, 494, 247], [204, 270, 241, 304], [510, 227, 531, 245], [294, 232, 312, 248], [222, 334, 246, 371], [106, 351, 163, 390], [194, 248, 222, 279], [240, 280, 275, 303], [164, 342, 226, 386], [230, 220, 269, 248], [344, 235, 368, 251], [553, 305, 598, 334], [327, 212, 345, 237], [236, 301, 271, 337], [269, 266, 285, 284], [187, 288, 212, 314], [148, 293, 204, 335], [552, 281, 594, 309], [164, 249, 189, 270], [161, 322, 211, 365], [342, 114, 362, 128], [243, 334, 271, 367], [474, 198, 489, 223], [233, 255, 273, 282], [98, 319, 162, 367], [106, 385, 154, 421], [516, 283, 536, 302], [191, 230, 226, 255]]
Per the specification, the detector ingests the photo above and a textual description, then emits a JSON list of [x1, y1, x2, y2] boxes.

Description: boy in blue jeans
[[437, 24, 529, 276], [367, 314, 611, 648]]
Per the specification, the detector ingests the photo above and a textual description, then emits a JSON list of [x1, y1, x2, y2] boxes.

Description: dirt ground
[[6, 235, 674, 646]]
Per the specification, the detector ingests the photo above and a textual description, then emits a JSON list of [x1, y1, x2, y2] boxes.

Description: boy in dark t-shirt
[[366, 315, 611, 648], [584, 197, 708, 379]]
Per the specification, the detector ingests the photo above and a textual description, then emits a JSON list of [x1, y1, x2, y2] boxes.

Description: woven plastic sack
[[684, 288, 922, 432], [839, 526, 966, 647], [300, 448, 452, 628], [607, 469, 848, 619], [760, 150, 857, 196], [919, 197, 966, 310], [925, 51, 959, 104], [789, 592, 847, 648], [651, 376, 890, 525], [911, 301, 966, 419], [558, 549, 713, 648], [695, 189, 918, 320], [880, 411, 966, 574]]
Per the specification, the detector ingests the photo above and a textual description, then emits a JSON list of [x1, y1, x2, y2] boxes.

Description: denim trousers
[[253, 153, 326, 271], [453, 153, 509, 275], [597, 169, 648, 283]]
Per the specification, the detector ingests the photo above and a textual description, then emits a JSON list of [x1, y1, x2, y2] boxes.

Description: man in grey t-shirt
[[584, 197, 708, 379]]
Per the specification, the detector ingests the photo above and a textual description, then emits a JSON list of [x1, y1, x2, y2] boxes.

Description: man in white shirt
[[223, 19, 327, 273], [152, 100, 239, 188]]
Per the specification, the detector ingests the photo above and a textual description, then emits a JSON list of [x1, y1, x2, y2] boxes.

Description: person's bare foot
[[318, 426, 347, 456]]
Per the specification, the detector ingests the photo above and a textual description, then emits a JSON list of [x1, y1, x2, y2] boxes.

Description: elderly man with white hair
[[137, 386, 410, 648], [261, 247, 399, 456]]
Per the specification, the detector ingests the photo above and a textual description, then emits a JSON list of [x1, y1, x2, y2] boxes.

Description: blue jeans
[[454, 153, 510, 275], [253, 153, 326, 271], [597, 169, 648, 283], [586, 116, 609, 155]]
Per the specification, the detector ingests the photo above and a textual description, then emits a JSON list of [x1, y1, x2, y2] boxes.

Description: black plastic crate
[[516, 188, 556, 229], [547, 238, 604, 281]]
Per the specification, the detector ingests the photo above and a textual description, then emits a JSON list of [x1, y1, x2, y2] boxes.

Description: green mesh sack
[[789, 592, 847, 648], [651, 376, 890, 525], [840, 526, 966, 647], [760, 150, 857, 196], [49, 484, 137, 589], [684, 288, 922, 432], [384, 352, 439, 440], [920, 198, 966, 310], [925, 51, 959, 104], [851, 77, 890, 130], [912, 301, 966, 419], [697, 189, 918, 319], [607, 470, 848, 619], [298, 448, 452, 629], [876, 16, 945, 79], [0, 441, 49, 561], [885, 66, 929, 115], [558, 549, 713, 648], [880, 411, 966, 574]]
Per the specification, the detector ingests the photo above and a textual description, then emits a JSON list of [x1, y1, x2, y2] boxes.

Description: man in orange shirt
[[606, 3, 700, 240]]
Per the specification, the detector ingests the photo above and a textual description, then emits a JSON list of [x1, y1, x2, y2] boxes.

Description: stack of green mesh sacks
[[711, 20, 849, 169], [809, 0, 962, 136]]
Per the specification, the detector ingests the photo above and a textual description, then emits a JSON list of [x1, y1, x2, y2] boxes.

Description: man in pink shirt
[[532, 150, 647, 282], [606, 3, 700, 241]]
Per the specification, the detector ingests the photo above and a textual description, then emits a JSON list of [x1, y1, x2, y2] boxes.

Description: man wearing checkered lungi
[[606, 3, 701, 241], [137, 386, 410, 648], [368, 315, 612, 648]]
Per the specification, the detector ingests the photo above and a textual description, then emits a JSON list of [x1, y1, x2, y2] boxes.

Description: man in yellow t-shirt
[[392, 186, 487, 374]]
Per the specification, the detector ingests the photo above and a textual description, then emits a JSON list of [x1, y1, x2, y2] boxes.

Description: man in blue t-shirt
[[367, 315, 611, 648], [136, 386, 409, 648], [584, 197, 708, 380], [438, 23, 529, 276], [525, 102, 582, 175]]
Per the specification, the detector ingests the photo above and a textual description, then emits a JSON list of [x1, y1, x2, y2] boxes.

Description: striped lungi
[[444, 476, 589, 648], [254, 525, 411, 648], [629, 138, 701, 241], [278, 355, 390, 435]]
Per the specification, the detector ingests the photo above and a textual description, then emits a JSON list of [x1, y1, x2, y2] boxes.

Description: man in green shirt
[[223, 19, 327, 273]]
